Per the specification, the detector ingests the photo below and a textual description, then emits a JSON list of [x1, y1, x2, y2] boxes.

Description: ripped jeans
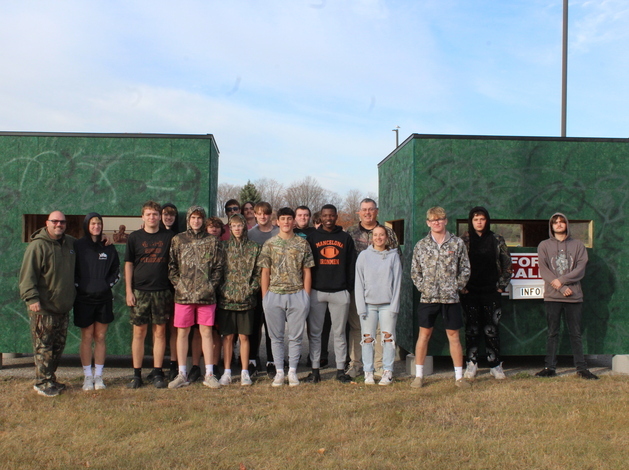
[[359, 304, 397, 373]]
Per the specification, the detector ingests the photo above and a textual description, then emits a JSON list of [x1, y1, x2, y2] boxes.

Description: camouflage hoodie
[[219, 214, 261, 311], [168, 206, 224, 305], [411, 231, 471, 304]]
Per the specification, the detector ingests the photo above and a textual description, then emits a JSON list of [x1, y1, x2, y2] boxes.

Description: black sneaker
[[248, 362, 258, 378], [33, 384, 60, 397], [336, 370, 352, 384], [535, 368, 557, 378], [168, 367, 178, 382], [304, 369, 321, 384], [188, 365, 202, 383], [320, 358, 329, 369], [146, 369, 156, 381], [577, 369, 599, 380], [266, 363, 276, 378], [52, 381, 67, 391], [153, 374, 167, 389], [127, 376, 144, 389]]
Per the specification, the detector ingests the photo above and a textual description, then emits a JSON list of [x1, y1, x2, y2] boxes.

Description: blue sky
[[1, 1, 627, 196]]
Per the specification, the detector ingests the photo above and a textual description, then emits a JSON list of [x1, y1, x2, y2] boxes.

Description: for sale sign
[[509, 253, 544, 299]]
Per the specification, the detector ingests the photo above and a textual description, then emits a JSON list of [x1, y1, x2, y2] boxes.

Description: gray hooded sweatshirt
[[537, 212, 588, 303], [354, 245, 402, 316]]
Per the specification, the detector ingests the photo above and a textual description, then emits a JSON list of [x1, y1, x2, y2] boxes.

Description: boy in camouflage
[[410, 206, 471, 389]]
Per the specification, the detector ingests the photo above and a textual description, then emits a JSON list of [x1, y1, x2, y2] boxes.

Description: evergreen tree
[[239, 180, 261, 205]]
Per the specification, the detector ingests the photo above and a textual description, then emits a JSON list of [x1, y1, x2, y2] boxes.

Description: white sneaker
[[490, 363, 507, 380], [364, 371, 375, 385], [203, 373, 221, 389], [168, 373, 190, 389], [82, 376, 94, 391], [241, 370, 253, 386], [464, 361, 478, 379], [379, 370, 393, 386], [272, 371, 285, 387], [219, 372, 232, 385], [288, 370, 300, 387], [94, 375, 106, 390]]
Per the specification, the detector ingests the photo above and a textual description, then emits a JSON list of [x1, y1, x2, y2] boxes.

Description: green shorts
[[129, 289, 173, 326], [216, 308, 254, 336]]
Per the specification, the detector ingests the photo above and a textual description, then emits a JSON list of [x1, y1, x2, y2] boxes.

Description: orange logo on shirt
[[320, 246, 339, 259]]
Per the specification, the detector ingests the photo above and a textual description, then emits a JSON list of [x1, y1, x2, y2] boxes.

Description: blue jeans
[[359, 304, 397, 373], [544, 301, 587, 371]]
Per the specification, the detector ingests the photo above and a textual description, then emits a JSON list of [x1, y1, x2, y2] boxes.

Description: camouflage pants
[[30, 313, 69, 388]]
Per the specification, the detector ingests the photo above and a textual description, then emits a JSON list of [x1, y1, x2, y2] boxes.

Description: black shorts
[[216, 308, 254, 336], [417, 303, 463, 330], [73, 300, 114, 328]]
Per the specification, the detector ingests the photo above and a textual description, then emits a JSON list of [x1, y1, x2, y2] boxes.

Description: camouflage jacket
[[168, 229, 224, 305], [411, 231, 470, 304], [460, 231, 512, 291], [219, 236, 262, 311], [346, 222, 400, 254]]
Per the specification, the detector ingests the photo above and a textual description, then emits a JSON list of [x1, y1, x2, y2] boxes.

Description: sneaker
[[364, 371, 375, 385], [410, 376, 424, 388], [33, 384, 59, 397], [455, 378, 471, 389], [490, 363, 507, 380], [336, 370, 352, 384], [153, 374, 168, 389], [168, 367, 178, 382], [288, 370, 300, 387], [94, 376, 106, 390], [126, 376, 143, 389], [577, 369, 599, 380], [535, 368, 557, 378], [248, 362, 258, 378], [320, 358, 329, 369], [82, 376, 95, 391], [379, 370, 393, 386], [52, 381, 67, 391], [241, 370, 253, 386], [344, 364, 359, 379], [374, 367, 384, 380], [272, 372, 285, 387], [464, 361, 478, 379], [203, 373, 221, 389], [168, 373, 190, 389], [219, 372, 232, 386], [304, 369, 321, 384], [188, 365, 202, 383], [146, 369, 157, 382], [266, 363, 277, 378]]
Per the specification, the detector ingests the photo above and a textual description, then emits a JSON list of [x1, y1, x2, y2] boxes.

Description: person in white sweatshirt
[[354, 226, 402, 385]]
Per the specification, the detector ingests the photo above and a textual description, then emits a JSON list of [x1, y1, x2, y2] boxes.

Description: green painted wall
[[379, 134, 629, 356], [0, 132, 219, 354]]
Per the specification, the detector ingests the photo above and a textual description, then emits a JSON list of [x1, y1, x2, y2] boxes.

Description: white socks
[[415, 364, 424, 378], [454, 366, 463, 380], [83, 365, 93, 377]]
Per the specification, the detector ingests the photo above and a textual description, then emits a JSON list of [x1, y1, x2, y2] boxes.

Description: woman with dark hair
[[74, 213, 120, 390]]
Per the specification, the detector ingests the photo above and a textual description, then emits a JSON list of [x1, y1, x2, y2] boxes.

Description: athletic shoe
[[344, 364, 359, 379], [94, 376, 106, 390], [379, 370, 393, 386], [219, 372, 232, 386], [203, 374, 221, 389], [490, 363, 507, 380], [52, 381, 67, 391], [410, 376, 424, 388], [336, 370, 352, 384], [464, 361, 478, 379], [272, 372, 285, 387], [304, 369, 321, 384], [153, 374, 168, 389], [266, 363, 277, 379], [33, 385, 59, 397], [248, 362, 258, 378], [168, 367, 178, 382], [535, 368, 557, 378], [241, 370, 253, 386], [288, 370, 300, 387], [455, 378, 471, 389], [577, 369, 599, 380], [188, 365, 202, 383], [146, 369, 157, 381], [320, 358, 329, 369], [82, 376, 95, 391], [126, 377, 143, 389], [168, 373, 189, 389], [374, 367, 384, 380]]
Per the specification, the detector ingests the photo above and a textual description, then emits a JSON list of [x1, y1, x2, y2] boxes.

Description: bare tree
[[341, 188, 363, 227], [254, 178, 286, 211], [284, 176, 329, 211], [216, 183, 241, 216]]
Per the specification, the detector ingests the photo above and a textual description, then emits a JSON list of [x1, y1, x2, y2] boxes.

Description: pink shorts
[[173, 303, 216, 328]]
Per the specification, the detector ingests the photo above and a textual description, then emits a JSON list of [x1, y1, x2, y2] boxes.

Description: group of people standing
[[19, 198, 598, 398]]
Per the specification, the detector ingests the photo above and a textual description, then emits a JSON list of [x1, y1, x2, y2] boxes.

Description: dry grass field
[[1, 367, 628, 470]]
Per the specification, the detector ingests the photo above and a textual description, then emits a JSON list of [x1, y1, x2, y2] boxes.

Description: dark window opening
[[386, 219, 405, 246]]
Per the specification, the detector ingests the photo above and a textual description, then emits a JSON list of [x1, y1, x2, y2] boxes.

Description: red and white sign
[[511, 253, 541, 280]]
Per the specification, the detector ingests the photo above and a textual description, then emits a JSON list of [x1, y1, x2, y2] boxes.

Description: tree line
[[217, 177, 377, 228]]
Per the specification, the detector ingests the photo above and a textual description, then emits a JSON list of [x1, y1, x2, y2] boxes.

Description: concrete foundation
[[406, 354, 433, 376], [611, 355, 629, 374]]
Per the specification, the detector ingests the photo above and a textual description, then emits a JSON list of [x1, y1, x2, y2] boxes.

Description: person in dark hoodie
[[535, 213, 598, 380], [74, 213, 121, 391], [305, 204, 357, 384], [460, 207, 512, 380]]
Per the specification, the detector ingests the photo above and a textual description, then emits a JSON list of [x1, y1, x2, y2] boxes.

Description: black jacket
[[307, 226, 356, 293]]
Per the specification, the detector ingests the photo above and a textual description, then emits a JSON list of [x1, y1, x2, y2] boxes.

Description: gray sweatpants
[[263, 290, 310, 370], [308, 289, 350, 370]]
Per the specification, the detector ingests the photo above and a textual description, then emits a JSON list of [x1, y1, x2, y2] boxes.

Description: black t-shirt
[[124, 228, 174, 291]]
